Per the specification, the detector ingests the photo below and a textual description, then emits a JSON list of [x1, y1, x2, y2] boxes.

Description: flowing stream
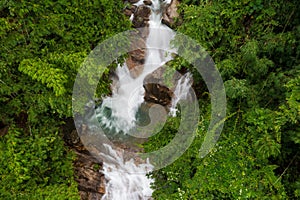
[[96, 0, 192, 199], [96, 0, 175, 134]]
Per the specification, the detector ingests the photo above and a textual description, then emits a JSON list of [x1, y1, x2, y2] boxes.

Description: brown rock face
[[123, 0, 152, 78], [132, 5, 151, 28], [63, 126, 105, 200], [162, 0, 181, 28], [143, 0, 152, 6], [143, 64, 183, 107], [126, 31, 148, 78], [123, 4, 137, 17], [128, 0, 140, 3], [129, 48, 146, 64], [144, 83, 173, 106], [75, 151, 105, 199], [124, 7, 133, 17], [122, 1, 152, 78], [126, 56, 144, 78]]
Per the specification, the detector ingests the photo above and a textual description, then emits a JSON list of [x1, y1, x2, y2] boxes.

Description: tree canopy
[[0, 0, 299, 199], [144, 0, 300, 199], [0, 0, 130, 199]]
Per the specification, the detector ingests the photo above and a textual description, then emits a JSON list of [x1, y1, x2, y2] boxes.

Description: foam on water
[[96, 0, 175, 133], [98, 0, 192, 199], [101, 144, 154, 200], [169, 73, 193, 117]]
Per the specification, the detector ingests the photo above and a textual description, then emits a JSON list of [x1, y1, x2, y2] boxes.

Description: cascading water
[[100, 144, 154, 200], [95, 0, 192, 199], [169, 73, 193, 117], [96, 0, 175, 134]]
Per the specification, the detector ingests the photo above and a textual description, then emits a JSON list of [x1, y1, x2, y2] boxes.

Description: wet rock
[[63, 124, 105, 200], [130, 48, 146, 63], [143, 64, 183, 106], [126, 55, 144, 78], [123, 5, 137, 17], [126, 55, 137, 71], [128, 0, 140, 3], [162, 0, 181, 28], [126, 33, 147, 78], [143, 0, 152, 6], [132, 5, 151, 28], [144, 64, 181, 89], [131, 5, 137, 12], [75, 151, 105, 199], [123, 3, 151, 78], [135, 27, 150, 40], [124, 7, 133, 17], [144, 83, 173, 106], [132, 16, 147, 28]]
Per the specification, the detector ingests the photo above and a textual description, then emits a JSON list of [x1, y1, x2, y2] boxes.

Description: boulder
[[128, 0, 140, 3], [143, 0, 152, 6], [75, 151, 106, 199], [126, 55, 144, 78], [126, 33, 147, 78], [132, 5, 151, 28], [131, 5, 137, 12], [144, 83, 173, 106], [130, 48, 146, 63], [123, 5, 137, 17], [143, 64, 183, 106], [124, 7, 133, 17], [144, 64, 181, 89], [63, 124, 105, 200], [162, 0, 181, 28], [64, 130, 105, 200]]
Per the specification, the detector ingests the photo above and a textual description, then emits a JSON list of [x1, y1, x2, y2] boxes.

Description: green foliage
[[19, 58, 68, 96], [224, 78, 249, 99], [0, 126, 79, 199], [0, 0, 131, 120], [245, 108, 282, 159], [1, 0, 299, 199], [145, 0, 300, 199], [0, 0, 131, 198]]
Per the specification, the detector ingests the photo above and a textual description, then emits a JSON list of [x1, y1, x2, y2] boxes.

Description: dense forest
[[0, 0, 299, 199]]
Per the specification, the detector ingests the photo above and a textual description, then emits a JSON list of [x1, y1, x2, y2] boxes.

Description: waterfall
[[96, 0, 192, 199], [169, 73, 193, 117], [96, 0, 175, 134], [100, 144, 154, 200]]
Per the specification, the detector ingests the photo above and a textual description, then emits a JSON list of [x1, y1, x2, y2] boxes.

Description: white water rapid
[[100, 144, 154, 200], [96, 0, 192, 199], [169, 73, 193, 117], [96, 0, 175, 134]]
